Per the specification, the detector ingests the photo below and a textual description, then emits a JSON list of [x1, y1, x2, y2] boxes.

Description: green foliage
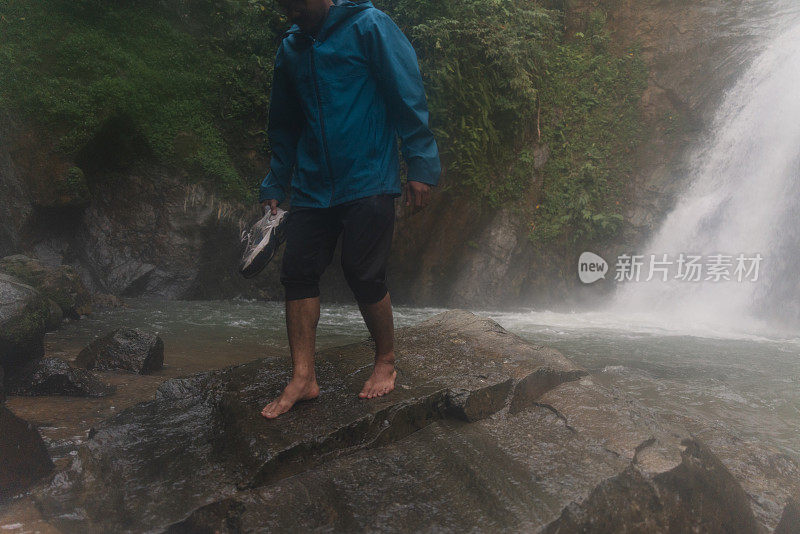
[[379, 1, 647, 249], [530, 10, 648, 245], [0, 0, 282, 202], [0, 0, 648, 240], [375, 0, 558, 205]]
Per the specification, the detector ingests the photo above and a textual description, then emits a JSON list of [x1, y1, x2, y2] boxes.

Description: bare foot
[[261, 376, 320, 419], [359, 359, 397, 399]]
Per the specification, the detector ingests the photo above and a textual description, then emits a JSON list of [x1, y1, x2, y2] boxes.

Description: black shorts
[[280, 194, 395, 304]]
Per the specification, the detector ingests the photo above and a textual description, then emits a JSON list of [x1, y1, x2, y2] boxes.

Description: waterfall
[[610, 13, 800, 334]]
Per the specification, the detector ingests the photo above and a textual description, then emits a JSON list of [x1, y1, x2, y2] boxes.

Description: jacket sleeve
[[259, 43, 303, 204], [364, 11, 442, 186]]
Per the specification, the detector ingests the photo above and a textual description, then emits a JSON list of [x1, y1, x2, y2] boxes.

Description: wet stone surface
[[34, 311, 584, 532], [0, 405, 54, 503], [30, 311, 780, 533], [75, 327, 164, 374], [6, 357, 114, 398]]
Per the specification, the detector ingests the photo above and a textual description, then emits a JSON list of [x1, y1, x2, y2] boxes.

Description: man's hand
[[261, 199, 279, 216], [403, 181, 431, 210]]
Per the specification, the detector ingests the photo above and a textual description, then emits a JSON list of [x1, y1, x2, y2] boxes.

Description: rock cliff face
[[0, 111, 261, 299], [71, 172, 254, 299], [32, 311, 789, 533]]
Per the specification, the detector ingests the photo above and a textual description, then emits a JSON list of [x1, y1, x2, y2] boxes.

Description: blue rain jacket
[[259, 0, 441, 208]]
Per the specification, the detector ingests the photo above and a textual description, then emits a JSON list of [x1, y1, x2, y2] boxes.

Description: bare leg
[[261, 297, 321, 418], [357, 292, 397, 399]]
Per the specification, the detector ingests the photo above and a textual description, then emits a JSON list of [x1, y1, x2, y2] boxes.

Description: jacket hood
[[281, 0, 373, 41]]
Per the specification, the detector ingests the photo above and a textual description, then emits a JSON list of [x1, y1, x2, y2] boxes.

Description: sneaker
[[238, 208, 289, 279]]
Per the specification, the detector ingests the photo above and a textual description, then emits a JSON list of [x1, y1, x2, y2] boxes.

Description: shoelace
[[240, 211, 283, 249]]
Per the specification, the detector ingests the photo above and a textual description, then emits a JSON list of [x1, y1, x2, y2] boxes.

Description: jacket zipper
[[309, 37, 335, 206]]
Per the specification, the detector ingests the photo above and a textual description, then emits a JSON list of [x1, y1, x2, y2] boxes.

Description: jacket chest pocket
[[318, 43, 370, 80], [328, 61, 369, 80]]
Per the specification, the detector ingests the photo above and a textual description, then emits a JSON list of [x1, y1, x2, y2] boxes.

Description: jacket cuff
[[406, 158, 441, 187], [258, 175, 287, 204]]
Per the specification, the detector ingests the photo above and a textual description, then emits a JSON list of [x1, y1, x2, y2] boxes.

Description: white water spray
[[609, 14, 800, 334]]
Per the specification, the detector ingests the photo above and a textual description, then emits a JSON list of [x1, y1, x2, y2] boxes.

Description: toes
[[359, 374, 398, 399], [359, 379, 374, 398], [263, 400, 287, 419], [262, 398, 286, 418]]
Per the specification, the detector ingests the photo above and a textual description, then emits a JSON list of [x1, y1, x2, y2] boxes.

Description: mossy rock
[[0, 255, 91, 318], [31, 163, 92, 210], [0, 273, 48, 371]]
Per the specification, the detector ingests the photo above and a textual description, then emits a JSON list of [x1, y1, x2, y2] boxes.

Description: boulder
[[75, 328, 164, 374], [0, 273, 48, 371], [5, 357, 115, 397], [775, 497, 799, 534], [166, 378, 761, 534], [35, 310, 584, 532], [0, 405, 54, 502], [0, 255, 92, 318], [537, 385, 760, 533], [678, 421, 800, 529]]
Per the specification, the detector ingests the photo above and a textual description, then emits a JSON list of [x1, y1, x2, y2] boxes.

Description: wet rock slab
[[775, 496, 799, 534], [681, 420, 800, 530], [167, 378, 761, 534], [35, 311, 768, 533], [0, 405, 54, 502], [6, 357, 115, 397], [35, 311, 584, 532]]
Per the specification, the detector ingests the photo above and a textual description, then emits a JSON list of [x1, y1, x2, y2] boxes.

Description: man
[[259, 0, 441, 418]]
